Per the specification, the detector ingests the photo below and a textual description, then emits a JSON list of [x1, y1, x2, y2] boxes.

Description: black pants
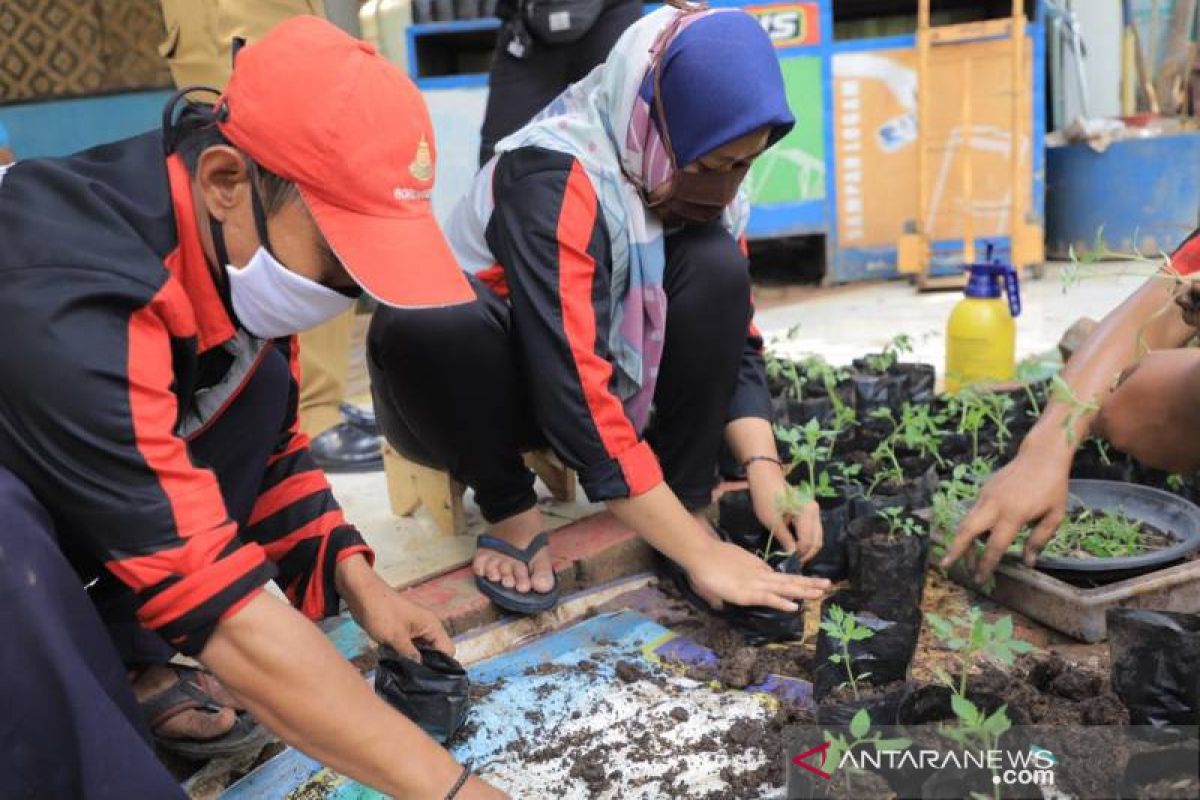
[[0, 467, 187, 800], [369, 223, 752, 522], [478, 0, 642, 166]]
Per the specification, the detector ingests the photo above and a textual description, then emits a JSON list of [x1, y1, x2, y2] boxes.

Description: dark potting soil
[[969, 651, 1128, 726], [665, 609, 817, 687], [1136, 775, 1200, 799]]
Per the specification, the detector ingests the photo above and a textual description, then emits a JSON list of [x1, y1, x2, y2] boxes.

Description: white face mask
[[225, 247, 356, 339]]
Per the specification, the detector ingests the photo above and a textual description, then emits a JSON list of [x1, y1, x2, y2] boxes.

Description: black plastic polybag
[[813, 590, 921, 702], [1107, 608, 1200, 733], [846, 517, 931, 616], [374, 646, 470, 743]]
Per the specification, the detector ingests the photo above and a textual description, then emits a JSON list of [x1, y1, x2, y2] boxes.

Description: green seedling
[[894, 402, 949, 466], [819, 603, 875, 700], [1168, 474, 1188, 494], [1040, 508, 1150, 559], [927, 609, 1033, 698], [931, 462, 988, 545], [866, 438, 904, 497], [862, 333, 914, 374], [1049, 374, 1100, 446], [926, 609, 1028, 799], [822, 708, 911, 797], [940, 695, 1014, 800], [876, 506, 923, 543]]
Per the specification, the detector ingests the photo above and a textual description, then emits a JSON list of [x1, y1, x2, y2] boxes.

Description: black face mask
[[651, 164, 750, 225]]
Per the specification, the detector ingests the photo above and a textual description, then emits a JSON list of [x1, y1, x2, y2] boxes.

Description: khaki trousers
[[159, 0, 350, 440]]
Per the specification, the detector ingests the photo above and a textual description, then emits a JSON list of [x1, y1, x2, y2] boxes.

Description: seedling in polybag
[[909, 403, 948, 464], [820, 603, 875, 700], [877, 507, 923, 543], [927, 609, 1033, 697], [940, 695, 1013, 800], [862, 334, 914, 374], [822, 708, 911, 797]]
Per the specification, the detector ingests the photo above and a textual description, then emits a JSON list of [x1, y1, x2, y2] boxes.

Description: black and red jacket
[[0, 132, 372, 656], [447, 146, 771, 502]]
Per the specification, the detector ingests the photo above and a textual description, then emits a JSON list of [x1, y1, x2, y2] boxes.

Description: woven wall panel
[[1, 0, 171, 105], [98, 0, 171, 93]]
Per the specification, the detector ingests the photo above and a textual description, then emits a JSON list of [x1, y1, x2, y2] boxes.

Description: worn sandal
[[141, 666, 271, 760], [473, 532, 560, 615]]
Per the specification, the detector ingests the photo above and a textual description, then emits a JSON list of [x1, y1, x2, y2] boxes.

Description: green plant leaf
[[950, 693, 978, 724], [874, 737, 912, 752], [994, 615, 1013, 640], [828, 653, 844, 664], [849, 708, 870, 738], [983, 706, 1012, 737], [848, 627, 875, 641], [1009, 640, 1034, 654]]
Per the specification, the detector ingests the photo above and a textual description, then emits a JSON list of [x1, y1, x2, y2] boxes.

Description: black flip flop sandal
[[473, 531, 560, 615], [142, 669, 271, 760]]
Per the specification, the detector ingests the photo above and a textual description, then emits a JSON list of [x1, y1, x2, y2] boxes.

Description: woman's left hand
[[746, 460, 823, 563]]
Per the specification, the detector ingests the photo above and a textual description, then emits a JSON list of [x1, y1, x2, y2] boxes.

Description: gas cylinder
[[945, 247, 1022, 393], [360, 0, 413, 73]]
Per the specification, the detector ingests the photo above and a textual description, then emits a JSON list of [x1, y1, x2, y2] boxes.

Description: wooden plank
[[928, 18, 1013, 46]]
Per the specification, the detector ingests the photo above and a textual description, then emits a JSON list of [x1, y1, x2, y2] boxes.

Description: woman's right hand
[[685, 539, 831, 612], [940, 436, 1073, 583]]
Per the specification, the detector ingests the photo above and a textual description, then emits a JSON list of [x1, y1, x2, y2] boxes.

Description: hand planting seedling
[[819, 603, 875, 700], [821, 708, 911, 798]]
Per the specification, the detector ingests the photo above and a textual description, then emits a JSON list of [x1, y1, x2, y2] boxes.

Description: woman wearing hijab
[[369, 4, 828, 616]]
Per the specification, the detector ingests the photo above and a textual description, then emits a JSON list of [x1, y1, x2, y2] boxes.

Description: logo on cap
[[409, 136, 434, 183]]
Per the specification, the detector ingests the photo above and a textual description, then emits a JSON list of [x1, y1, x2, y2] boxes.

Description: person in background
[[371, 6, 828, 617], [159, 0, 384, 474], [942, 231, 1200, 582], [478, 0, 641, 165], [0, 19, 502, 799]]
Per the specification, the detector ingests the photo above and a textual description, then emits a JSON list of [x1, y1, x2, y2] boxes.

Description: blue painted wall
[[1046, 131, 1200, 259], [0, 90, 172, 160]]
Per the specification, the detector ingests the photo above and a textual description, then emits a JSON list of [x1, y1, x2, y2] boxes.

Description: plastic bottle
[[945, 246, 1022, 393], [359, 0, 413, 73]]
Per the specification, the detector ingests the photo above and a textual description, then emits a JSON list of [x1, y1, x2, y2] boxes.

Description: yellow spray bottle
[[945, 245, 1021, 393]]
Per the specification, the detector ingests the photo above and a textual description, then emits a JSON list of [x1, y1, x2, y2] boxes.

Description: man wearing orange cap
[[0, 17, 502, 800]]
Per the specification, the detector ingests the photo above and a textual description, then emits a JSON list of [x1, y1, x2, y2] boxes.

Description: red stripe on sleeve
[[137, 544, 268, 631], [556, 162, 662, 494], [1174, 234, 1200, 275], [247, 470, 332, 527], [126, 287, 235, 546], [261, 509, 345, 562]]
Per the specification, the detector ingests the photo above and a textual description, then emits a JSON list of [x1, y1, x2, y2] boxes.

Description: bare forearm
[[200, 592, 462, 799], [607, 483, 715, 570], [725, 417, 780, 464], [1029, 273, 1195, 451]]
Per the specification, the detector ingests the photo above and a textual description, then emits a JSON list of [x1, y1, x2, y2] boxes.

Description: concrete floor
[[329, 260, 1147, 588]]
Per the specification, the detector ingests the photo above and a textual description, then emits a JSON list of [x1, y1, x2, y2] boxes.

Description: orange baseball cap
[[216, 16, 472, 308]]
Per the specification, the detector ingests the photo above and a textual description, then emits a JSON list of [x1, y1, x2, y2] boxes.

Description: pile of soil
[[970, 651, 1128, 726]]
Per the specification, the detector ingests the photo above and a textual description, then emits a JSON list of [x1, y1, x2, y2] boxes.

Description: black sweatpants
[[0, 466, 187, 800], [478, 0, 642, 166], [369, 223, 753, 522]]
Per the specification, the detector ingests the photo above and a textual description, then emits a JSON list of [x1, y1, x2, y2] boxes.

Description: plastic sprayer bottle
[[945, 247, 1022, 393]]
